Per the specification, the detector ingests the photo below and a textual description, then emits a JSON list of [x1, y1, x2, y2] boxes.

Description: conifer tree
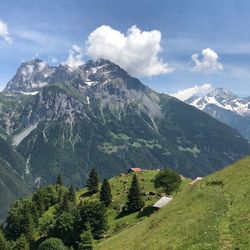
[[56, 174, 63, 186], [126, 174, 144, 212], [0, 231, 10, 250], [68, 185, 76, 204], [77, 224, 93, 250], [100, 178, 112, 207], [86, 168, 99, 194], [60, 193, 70, 212], [13, 234, 30, 250]]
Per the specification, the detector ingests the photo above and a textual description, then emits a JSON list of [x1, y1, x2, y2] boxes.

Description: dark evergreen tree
[[56, 174, 63, 186], [77, 224, 93, 250], [4, 199, 35, 241], [86, 168, 99, 194], [0, 231, 10, 250], [100, 178, 112, 207], [13, 234, 29, 250], [68, 185, 76, 204], [50, 211, 76, 246], [22, 210, 35, 241], [78, 201, 107, 239], [126, 174, 144, 212], [60, 193, 70, 212]]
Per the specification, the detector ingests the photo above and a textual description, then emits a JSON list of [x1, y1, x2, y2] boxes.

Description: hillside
[[95, 157, 250, 250], [0, 132, 31, 222]]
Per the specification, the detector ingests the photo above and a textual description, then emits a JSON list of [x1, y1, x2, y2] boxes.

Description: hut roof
[[153, 196, 173, 209], [129, 168, 142, 172], [189, 177, 203, 185]]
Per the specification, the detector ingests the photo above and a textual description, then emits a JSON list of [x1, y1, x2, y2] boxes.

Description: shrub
[[154, 168, 182, 194], [38, 238, 67, 250]]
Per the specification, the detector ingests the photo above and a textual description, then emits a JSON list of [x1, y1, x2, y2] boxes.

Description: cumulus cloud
[[86, 25, 173, 77], [191, 48, 223, 72], [65, 44, 84, 70], [171, 83, 213, 101], [0, 20, 12, 43]]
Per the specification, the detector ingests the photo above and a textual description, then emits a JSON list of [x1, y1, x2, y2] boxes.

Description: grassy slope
[[95, 157, 250, 250]]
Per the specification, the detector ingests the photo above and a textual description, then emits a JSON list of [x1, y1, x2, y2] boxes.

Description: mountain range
[[0, 58, 250, 221], [186, 88, 250, 140]]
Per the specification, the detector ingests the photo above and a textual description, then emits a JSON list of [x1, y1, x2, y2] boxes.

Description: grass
[[95, 157, 250, 250]]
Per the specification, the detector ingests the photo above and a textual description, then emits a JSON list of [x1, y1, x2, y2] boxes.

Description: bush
[[154, 168, 182, 194], [38, 238, 67, 250]]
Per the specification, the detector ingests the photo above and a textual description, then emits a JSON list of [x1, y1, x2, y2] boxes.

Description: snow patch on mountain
[[20, 91, 39, 95]]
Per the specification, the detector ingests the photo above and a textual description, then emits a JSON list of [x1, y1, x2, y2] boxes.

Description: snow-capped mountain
[[186, 88, 250, 116], [186, 88, 250, 139]]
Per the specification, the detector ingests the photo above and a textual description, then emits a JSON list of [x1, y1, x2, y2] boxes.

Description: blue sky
[[1, 0, 250, 98]]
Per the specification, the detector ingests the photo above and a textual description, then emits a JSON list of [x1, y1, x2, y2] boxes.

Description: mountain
[[1, 59, 250, 188], [186, 88, 250, 140], [96, 157, 250, 250], [0, 129, 30, 222]]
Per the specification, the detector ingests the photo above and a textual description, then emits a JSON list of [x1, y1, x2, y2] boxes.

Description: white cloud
[[86, 25, 173, 77], [171, 83, 213, 101], [0, 20, 12, 43], [65, 44, 84, 70], [191, 48, 223, 73], [48, 56, 58, 64]]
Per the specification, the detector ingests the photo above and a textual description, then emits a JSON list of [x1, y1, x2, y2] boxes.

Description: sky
[[1, 0, 250, 99]]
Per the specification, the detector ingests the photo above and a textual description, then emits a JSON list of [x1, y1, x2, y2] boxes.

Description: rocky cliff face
[[1, 59, 250, 188]]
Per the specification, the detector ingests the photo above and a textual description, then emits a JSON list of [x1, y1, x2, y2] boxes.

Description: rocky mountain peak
[[208, 88, 237, 101], [3, 58, 142, 94], [4, 58, 56, 93]]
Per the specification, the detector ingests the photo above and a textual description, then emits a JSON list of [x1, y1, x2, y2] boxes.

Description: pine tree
[[77, 224, 93, 250], [68, 185, 76, 204], [100, 178, 112, 207], [126, 174, 144, 212], [13, 234, 30, 250], [60, 193, 70, 212], [0, 231, 10, 250], [78, 202, 107, 239], [56, 174, 63, 186], [22, 208, 35, 241], [86, 168, 99, 194]]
